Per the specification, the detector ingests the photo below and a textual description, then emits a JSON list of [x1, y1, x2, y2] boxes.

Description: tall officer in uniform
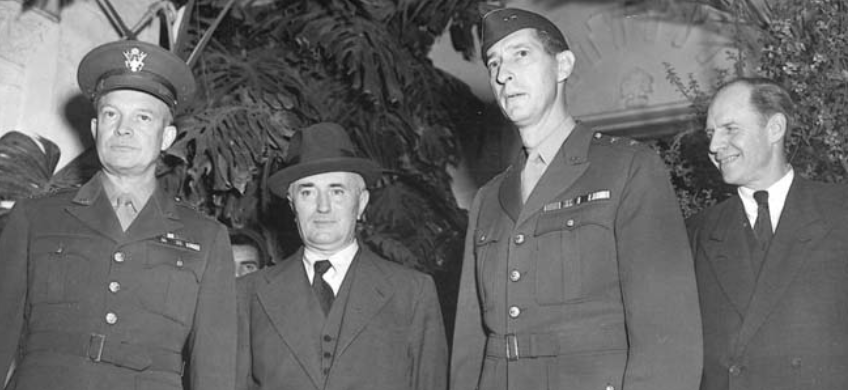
[[0, 39, 237, 390], [688, 78, 847, 390], [450, 8, 702, 390], [236, 123, 447, 390]]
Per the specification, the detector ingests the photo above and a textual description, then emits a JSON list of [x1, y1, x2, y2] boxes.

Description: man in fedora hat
[[450, 7, 702, 390], [235, 122, 448, 390], [0, 39, 236, 390]]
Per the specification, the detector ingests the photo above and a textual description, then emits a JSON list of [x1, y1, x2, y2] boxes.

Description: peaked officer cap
[[268, 122, 382, 197], [480, 8, 569, 62], [77, 40, 196, 113]]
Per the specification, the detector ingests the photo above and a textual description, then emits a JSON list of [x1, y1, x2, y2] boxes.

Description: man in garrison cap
[[235, 122, 447, 390], [0, 39, 237, 390], [450, 8, 702, 390]]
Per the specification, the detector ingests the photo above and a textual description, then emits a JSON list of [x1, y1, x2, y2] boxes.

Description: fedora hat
[[268, 122, 381, 197]]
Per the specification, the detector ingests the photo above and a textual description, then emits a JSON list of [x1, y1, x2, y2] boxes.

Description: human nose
[[495, 63, 513, 85], [708, 130, 725, 155], [316, 191, 331, 213], [115, 116, 133, 136]]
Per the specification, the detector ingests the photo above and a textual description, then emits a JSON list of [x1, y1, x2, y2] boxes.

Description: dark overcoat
[[0, 175, 236, 390], [236, 246, 448, 390], [451, 124, 703, 390], [687, 176, 847, 390]]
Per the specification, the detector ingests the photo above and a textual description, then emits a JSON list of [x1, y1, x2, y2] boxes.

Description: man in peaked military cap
[[0, 39, 236, 390], [235, 122, 447, 390], [450, 8, 702, 390]]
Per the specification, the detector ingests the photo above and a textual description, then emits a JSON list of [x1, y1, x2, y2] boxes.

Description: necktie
[[753, 190, 773, 250], [115, 193, 137, 231], [521, 152, 545, 203], [313, 260, 335, 316]]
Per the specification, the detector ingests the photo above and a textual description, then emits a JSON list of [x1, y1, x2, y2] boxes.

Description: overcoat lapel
[[256, 251, 325, 389], [516, 124, 592, 227], [704, 199, 756, 317], [733, 178, 829, 355], [336, 250, 392, 357]]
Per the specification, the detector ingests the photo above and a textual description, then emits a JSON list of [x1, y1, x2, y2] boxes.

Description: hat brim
[[268, 157, 382, 197]]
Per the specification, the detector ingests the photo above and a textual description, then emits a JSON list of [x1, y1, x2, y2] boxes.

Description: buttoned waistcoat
[[236, 246, 448, 390]]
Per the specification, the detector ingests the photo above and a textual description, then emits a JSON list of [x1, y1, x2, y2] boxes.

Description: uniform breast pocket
[[29, 236, 94, 304], [141, 244, 203, 325], [533, 205, 614, 305], [473, 224, 502, 311]]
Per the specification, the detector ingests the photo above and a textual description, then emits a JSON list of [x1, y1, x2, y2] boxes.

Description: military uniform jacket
[[687, 176, 847, 390], [450, 124, 702, 390], [0, 175, 236, 390], [236, 246, 448, 390]]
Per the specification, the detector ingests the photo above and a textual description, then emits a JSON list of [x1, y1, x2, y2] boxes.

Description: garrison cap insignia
[[123, 47, 147, 72], [543, 190, 611, 212]]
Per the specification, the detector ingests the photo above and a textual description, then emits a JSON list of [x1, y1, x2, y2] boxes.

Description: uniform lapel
[[336, 249, 392, 357], [703, 199, 756, 317], [498, 153, 523, 222], [733, 178, 829, 355], [65, 174, 124, 242], [256, 251, 325, 389], [516, 124, 591, 227]]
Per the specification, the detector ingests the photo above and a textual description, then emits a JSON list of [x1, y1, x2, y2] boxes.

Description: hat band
[[94, 69, 179, 109], [287, 148, 358, 164]]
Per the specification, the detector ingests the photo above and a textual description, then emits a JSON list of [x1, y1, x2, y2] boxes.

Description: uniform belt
[[25, 331, 184, 374], [485, 330, 626, 361]]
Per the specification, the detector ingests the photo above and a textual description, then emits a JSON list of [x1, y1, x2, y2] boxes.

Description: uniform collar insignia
[[123, 47, 147, 72]]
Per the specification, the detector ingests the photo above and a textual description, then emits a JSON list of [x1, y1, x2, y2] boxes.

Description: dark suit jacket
[[0, 174, 236, 390], [236, 246, 448, 390], [687, 176, 847, 390], [451, 124, 702, 390]]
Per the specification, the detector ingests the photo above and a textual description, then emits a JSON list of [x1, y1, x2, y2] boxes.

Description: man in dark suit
[[0, 39, 236, 390], [688, 77, 847, 390], [450, 7, 702, 390], [236, 122, 447, 390]]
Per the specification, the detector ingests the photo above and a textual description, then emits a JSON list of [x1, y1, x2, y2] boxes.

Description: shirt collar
[[737, 168, 794, 231], [303, 240, 359, 273], [99, 171, 155, 212], [525, 118, 574, 167]]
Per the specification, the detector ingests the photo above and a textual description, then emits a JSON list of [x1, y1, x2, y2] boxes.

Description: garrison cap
[[480, 8, 569, 62], [77, 40, 196, 113]]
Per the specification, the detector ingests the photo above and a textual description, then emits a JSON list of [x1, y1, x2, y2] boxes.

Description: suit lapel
[[703, 199, 756, 317], [336, 249, 392, 357], [256, 252, 325, 389], [734, 178, 829, 354], [516, 124, 591, 226]]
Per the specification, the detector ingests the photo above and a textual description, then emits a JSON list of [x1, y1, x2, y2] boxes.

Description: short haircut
[[715, 77, 795, 130], [230, 228, 270, 269], [535, 28, 570, 56]]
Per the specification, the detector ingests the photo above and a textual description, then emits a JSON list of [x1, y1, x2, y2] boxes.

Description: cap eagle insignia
[[123, 47, 147, 72]]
